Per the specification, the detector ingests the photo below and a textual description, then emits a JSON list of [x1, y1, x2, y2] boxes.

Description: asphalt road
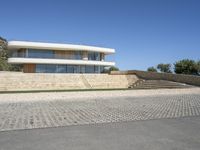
[[0, 116, 200, 150]]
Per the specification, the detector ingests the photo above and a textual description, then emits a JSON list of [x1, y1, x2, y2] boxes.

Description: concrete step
[[137, 83, 189, 87], [132, 85, 191, 89], [130, 80, 193, 89]]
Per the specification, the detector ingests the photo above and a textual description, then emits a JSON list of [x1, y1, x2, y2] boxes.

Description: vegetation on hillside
[[197, 60, 200, 73], [147, 67, 157, 72], [174, 59, 199, 75], [147, 59, 200, 75], [0, 37, 10, 71], [157, 63, 172, 73], [103, 66, 119, 73], [0, 36, 22, 71]]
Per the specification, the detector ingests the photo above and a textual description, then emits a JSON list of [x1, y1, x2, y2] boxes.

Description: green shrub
[[174, 59, 198, 75], [157, 63, 172, 73], [147, 67, 157, 72]]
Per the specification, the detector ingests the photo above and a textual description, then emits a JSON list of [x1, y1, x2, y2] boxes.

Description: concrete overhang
[[8, 41, 115, 54], [8, 58, 115, 66]]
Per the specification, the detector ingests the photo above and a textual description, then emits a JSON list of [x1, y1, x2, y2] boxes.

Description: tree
[[174, 59, 198, 75], [157, 63, 172, 73], [0, 37, 8, 59], [197, 60, 200, 75], [102, 66, 119, 73], [109, 66, 119, 71], [0, 37, 7, 48], [0, 36, 22, 71], [0, 37, 9, 71], [147, 67, 157, 72]]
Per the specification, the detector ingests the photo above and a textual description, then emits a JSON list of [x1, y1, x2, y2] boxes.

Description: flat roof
[[8, 41, 115, 54]]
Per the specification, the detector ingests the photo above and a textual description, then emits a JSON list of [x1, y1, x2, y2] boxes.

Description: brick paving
[[0, 92, 200, 131]]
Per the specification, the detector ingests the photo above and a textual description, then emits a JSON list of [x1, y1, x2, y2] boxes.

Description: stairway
[[80, 75, 92, 89], [129, 80, 193, 89]]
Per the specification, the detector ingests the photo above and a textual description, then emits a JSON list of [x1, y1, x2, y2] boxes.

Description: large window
[[88, 52, 100, 61], [56, 65, 67, 73], [36, 64, 103, 73], [28, 49, 54, 58], [46, 65, 56, 73], [35, 64, 46, 73], [80, 66, 85, 73], [27, 49, 84, 60], [67, 65, 74, 73], [94, 66, 100, 73], [74, 51, 82, 60], [86, 66, 96, 73], [36, 64, 56, 73]]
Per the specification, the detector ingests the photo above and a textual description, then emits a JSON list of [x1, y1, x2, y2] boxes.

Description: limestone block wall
[[111, 70, 200, 86], [0, 72, 138, 91], [0, 72, 85, 91], [83, 74, 138, 89]]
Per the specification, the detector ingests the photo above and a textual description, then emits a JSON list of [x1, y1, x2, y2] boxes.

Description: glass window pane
[[88, 52, 100, 61], [45, 65, 56, 73], [80, 66, 85, 73], [94, 66, 100, 73], [28, 49, 54, 58], [74, 51, 82, 60], [57, 65, 67, 73], [100, 66, 104, 73], [94, 52, 100, 61], [85, 65, 94, 73], [36, 64, 46, 73], [67, 65, 74, 73], [73, 65, 80, 73]]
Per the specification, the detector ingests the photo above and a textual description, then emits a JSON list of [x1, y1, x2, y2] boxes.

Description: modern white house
[[7, 41, 115, 73]]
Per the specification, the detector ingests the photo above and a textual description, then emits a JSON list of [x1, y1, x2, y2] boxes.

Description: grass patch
[[0, 88, 133, 94]]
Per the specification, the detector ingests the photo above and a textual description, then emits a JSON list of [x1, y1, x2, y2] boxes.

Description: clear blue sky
[[1, 0, 200, 70]]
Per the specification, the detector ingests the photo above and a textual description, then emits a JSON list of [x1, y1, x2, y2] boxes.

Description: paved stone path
[[0, 92, 200, 131]]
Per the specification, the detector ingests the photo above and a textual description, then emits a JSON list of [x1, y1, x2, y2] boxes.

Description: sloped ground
[[130, 80, 194, 89], [0, 88, 200, 132]]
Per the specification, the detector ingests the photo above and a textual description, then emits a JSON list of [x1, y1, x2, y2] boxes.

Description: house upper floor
[[8, 41, 115, 62]]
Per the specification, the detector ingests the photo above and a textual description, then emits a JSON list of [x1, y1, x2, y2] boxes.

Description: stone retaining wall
[[111, 70, 200, 86], [0, 72, 138, 91]]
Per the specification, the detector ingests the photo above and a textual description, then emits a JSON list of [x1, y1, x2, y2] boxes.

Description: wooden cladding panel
[[23, 64, 36, 73], [55, 50, 74, 59]]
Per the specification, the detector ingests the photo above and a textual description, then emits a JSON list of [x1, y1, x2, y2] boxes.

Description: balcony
[[10, 49, 105, 61], [8, 58, 115, 66]]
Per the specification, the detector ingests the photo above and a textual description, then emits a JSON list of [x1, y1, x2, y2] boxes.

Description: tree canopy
[[197, 60, 200, 74], [0, 36, 22, 71], [0, 37, 9, 71], [102, 66, 119, 73], [147, 59, 200, 75], [109, 66, 119, 71], [174, 59, 199, 75], [147, 67, 157, 72], [157, 63, 172, 73]]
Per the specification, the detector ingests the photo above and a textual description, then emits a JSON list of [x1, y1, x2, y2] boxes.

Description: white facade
[[8, 41, 115, 54], [8, 41, 115, 73], [8, 58, 115, 66]]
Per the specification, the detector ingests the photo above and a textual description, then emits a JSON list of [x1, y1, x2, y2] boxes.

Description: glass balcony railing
[[10, 52, 102, 61]]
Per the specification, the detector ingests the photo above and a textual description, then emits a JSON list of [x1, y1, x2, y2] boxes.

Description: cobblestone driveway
[[0, 92, 200, 131]]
